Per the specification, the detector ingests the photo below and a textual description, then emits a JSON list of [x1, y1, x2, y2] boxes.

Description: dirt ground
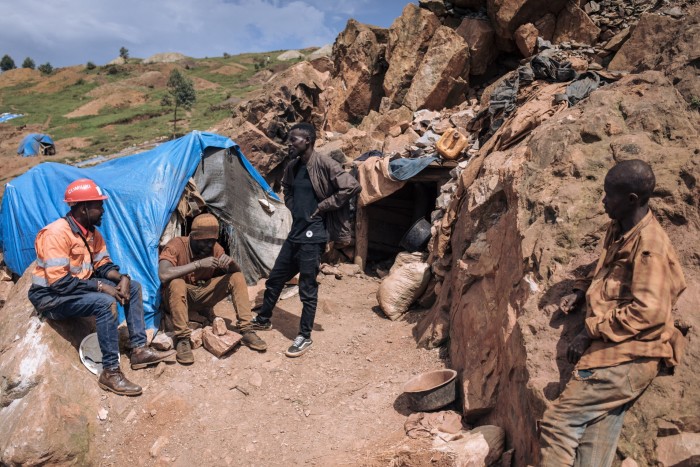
[[92, 273, 447, 466]]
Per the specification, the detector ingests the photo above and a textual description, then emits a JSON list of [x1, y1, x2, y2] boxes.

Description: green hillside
[[0, 50, 308, 157]]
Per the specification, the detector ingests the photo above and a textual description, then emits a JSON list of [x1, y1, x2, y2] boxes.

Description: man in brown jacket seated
[[539, 160, 687, 466], [159, 213, 267, 364], [250, 121, 361, 357]]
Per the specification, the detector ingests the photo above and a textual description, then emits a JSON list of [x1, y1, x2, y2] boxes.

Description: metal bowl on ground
[[403, 369, 458, 411]]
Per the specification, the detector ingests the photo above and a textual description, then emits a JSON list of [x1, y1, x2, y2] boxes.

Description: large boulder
[[403, 26, 470, 111], [486, 0, 568, 39], [426, 71, 700, 466], [454, 18, 498, 75], [239, 60, 330, 133], [608, 8, 700, 105], [324, 20, 388, 129], [358, 106, 414, 149], [229, 122, 286, 178], [0, 271, 99, 465], [383, 3, 441, 108], [552, 2, 600, 45]]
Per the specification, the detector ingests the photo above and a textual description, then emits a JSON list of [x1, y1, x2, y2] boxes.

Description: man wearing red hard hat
[[28, 178, 175, 396]]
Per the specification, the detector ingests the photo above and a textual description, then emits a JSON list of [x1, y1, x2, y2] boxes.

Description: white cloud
[[0, 0, 339, 66]]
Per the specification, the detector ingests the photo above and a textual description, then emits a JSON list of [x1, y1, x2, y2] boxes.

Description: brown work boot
[[130, 345, 176, 370], [98, 367, 142, 396], [175, 338, 194, 365], [241, 330, 267, 351]]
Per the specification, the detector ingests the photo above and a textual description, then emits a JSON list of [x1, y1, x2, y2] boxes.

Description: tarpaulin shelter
[[0, 113, 23, 123], [0, 131, 290, 329], [17, 133, 55, 157]]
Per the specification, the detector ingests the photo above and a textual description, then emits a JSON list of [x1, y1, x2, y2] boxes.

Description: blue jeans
[[258, 240, 323, 339], [41, 280, 146, 369], [539, 358, 659, 467]]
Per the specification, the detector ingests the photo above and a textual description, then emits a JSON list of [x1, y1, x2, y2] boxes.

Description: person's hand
[[101, 282, 126, 306], [309, 209, 321, 220], [560, 290, 585, 314], [196, 257, 217, 269], [116, 275, 131, 305], [215, 254, 233, 270], [567, 332, 592, 364]]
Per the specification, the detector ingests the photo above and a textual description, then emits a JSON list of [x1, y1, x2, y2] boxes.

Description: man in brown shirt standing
[[539, 160, 687, 466], [159, 213, 267, 364]]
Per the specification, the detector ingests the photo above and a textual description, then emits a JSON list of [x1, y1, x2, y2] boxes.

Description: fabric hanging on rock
[[388, 155, 439, 181]]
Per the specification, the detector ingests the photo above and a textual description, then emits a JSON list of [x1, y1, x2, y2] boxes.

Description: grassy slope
[[0, 50, 305, 158]]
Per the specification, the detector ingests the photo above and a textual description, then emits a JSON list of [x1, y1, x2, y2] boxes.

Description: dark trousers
[[38, 280, 146, 370], [258, 240, 323, 339]]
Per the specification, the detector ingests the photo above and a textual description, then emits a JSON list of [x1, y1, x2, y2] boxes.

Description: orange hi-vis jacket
[[31, 216, 112, 288]]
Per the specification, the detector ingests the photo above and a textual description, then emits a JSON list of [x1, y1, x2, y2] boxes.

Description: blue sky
[[0, 0, 415, 68]]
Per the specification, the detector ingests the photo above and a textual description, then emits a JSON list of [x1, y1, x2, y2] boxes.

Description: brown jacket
[[282, 151, 361, 244], [575, 211, 687, 369]]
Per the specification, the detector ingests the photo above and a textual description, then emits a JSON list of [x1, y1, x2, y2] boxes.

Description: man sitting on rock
[[159, 213, 267, 364], [29, 178, 175, 397], [539, 160, 687, 466]]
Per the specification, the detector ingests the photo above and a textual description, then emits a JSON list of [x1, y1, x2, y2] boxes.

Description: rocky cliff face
[[429, 69, 700, 465]]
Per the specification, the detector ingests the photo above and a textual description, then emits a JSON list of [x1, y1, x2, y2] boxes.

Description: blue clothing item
[[388, 156, 439, 181], [258, 240, 323, 339], [288, 164, 328, 244], [37, 279, 146, 369]]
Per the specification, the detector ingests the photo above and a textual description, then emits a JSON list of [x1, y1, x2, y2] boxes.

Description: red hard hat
[[64, 178, 109, 204]]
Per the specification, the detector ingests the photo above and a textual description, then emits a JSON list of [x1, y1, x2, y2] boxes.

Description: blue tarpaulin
[[0, 113, 23, 123], [0, 131, 276, 329], [17, 133, 54, 157]]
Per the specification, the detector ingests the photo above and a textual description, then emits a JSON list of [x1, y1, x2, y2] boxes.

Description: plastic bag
[[377, 252, 431, 320]]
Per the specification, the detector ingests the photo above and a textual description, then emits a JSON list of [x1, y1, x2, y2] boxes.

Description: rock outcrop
[[0, 271, 99, 465], [383, 4, 441, 109], [426, 70, 700, 465], [325, 20, 388, 129], [608, 10, 700, 105], [403, 26, 470, 111]]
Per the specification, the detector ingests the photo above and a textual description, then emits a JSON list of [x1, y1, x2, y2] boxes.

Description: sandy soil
[[192, 77, 220, 91], [212, 64, 248, 76], [65, 90, 148, 118], [0, 68, 42, 88], [91, 273, 446, 466]]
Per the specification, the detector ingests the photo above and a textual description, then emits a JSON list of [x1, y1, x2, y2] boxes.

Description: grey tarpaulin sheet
[[195, 148, 291, 284]]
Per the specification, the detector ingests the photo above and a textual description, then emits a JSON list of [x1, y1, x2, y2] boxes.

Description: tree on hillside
[[22, 57, 35, 69], [161, 69, 196, 136], [0, 55, 16, 71], [37, 62, 53, 75], [119, 46, 129, 63]]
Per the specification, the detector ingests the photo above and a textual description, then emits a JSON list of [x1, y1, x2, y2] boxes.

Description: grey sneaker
[[285, 335, 312, 358]]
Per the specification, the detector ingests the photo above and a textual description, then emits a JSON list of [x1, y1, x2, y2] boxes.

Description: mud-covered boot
[[241, 330, 267, 351], [130, 346, 176, 370], [98, 367, 142, 396], [175, 338, 195, 365]]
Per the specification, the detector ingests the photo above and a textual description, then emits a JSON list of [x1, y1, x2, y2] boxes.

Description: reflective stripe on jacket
[[31, 216, 112, 287]]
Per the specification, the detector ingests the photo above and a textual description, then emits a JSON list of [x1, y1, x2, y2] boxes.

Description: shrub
[[37, 62, 53, 74], [0, 54, 16, 71]]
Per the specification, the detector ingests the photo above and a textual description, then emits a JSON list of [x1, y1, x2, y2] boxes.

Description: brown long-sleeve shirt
[[575, 211, 687, 370]]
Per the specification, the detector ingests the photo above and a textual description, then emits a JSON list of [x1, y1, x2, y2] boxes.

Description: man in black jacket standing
[[251, 122, 361, 357]]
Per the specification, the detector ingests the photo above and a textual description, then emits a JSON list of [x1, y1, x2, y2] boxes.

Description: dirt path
[[93, 273, 445, 466]]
